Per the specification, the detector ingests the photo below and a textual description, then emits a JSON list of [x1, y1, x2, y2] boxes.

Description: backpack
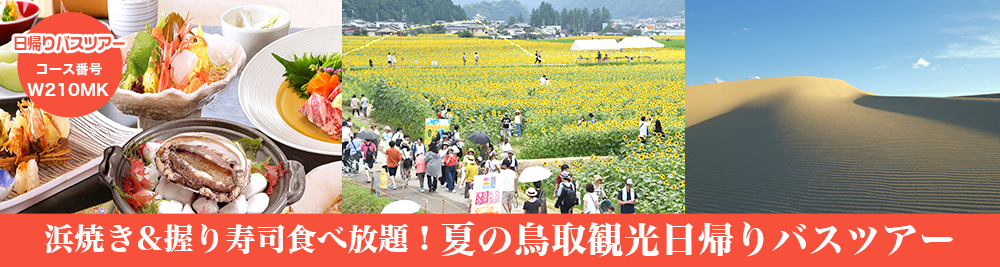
[[561, 183, 579, 207], [363, 143, 377, 163]]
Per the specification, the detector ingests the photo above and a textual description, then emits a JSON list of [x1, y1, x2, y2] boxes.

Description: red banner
[[0, 214, 986, 266]]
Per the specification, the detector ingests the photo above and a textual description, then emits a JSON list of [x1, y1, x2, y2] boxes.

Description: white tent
[[570, 39, 620, 51], [617, 36, 664, 49]]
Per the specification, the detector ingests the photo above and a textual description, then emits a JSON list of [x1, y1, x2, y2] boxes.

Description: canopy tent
[[570, 39, 620, 51], [617, 36, 664, 49]]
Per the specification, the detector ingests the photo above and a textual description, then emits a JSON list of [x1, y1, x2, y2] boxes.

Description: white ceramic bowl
[[111, 33, 246, 124], [221, 5, 290, 59]]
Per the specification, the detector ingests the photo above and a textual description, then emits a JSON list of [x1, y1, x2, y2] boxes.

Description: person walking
[[369, 59, 374, 68], [346, 134, 363, 172], [391, 53, 397, 67], [462, 52, 467, 65], [474, 52, 479, 65], [443, 148, 459, 193], [554, 171, 578, 214], [463, 155, 478, 199], [532, 181, 547, 214], [412, 137, 426, 158], [638, 116, 650, 143], [391, 127, 404, 145], [361, 138, 378, 183], [386, 52, 392, 67], [500, 113, 512, 138], [415, 152, 427, 192], [424, 145, 442, 192], [400, 140, 413, 185], [513, 110, 522, 137], [523, 187, 541, 214], [583, 183, 599, 214], [461, 148, 476, 188], [534, 50, 542, 64], [593, 175, 608, 200], [498, 159, 518, 213], [350, 95, 360, 116], [385, 141, 401, 190], [360, 94, 369, 117], [618, 179, 639, 214]]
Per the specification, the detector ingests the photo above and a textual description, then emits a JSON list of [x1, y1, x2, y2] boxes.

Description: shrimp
[[156, 14, 196, 93]]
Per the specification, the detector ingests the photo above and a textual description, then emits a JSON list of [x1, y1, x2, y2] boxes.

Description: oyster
[[154, 133, 249, 202]]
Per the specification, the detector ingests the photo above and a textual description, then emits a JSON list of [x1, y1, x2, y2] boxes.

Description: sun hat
[[594, 175, 603, 183], [526, 187, 538, 197]]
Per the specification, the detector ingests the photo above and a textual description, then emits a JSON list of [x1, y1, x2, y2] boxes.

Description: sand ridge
[[687, 76, 1000, 213]]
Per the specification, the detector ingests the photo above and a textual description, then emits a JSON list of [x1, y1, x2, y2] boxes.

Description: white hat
[[626, 179, 634, 186], [525, 187, 538, 197]]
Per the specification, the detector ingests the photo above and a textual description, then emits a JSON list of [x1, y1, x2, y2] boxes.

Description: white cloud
[[937, 35, 1000, 58], [714, 77, 726, 83], [870, 65, 888, 70], [748, 76, 760, 80], [742, 27, 750, 32], [912, 58, 930, 69]]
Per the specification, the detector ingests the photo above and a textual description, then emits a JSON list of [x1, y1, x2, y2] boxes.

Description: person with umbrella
[[519, 166, 553, 214], [523, 187, 541, 214]]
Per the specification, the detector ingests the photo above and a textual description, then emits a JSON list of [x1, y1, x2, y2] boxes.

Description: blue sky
[[687, 1, 1000, 96]]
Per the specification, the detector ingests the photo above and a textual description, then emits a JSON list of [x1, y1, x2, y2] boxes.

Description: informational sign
[[470, 173, 501, 214], [424, 118, 449, 144]]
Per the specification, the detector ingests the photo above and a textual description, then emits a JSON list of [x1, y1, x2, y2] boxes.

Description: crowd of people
[[343, 118, 527, 209], [343, 103, 650, 214]]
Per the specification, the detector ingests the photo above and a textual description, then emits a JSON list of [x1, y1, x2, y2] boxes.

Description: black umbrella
[[467, 131, 491, 145], [357, 130, 380, 141]]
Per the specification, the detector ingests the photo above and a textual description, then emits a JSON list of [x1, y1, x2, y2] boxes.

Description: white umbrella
[[381, 200, 422, 214], [518, 166, 553, 183]]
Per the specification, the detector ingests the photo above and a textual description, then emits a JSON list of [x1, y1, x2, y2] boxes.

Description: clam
[[154, 132, 250, 202]]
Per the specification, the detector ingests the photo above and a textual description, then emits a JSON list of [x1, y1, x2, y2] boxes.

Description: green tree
[[457, 30, 474, 38], [529, 1, 558, 27], [428, 25, 446, 34], [353, 28, 368, 36]]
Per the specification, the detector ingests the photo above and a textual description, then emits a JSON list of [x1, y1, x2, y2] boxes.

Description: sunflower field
[[343, 34, 684, 213], [344, 34, 684, 67]]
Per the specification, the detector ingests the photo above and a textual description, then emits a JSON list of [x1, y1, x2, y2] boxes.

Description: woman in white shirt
[[583, 183, 599, 214], [593, 175, 608, 200]]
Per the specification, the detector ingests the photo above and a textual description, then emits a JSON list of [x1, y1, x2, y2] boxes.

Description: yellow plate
[[275, 81, 337, 144]]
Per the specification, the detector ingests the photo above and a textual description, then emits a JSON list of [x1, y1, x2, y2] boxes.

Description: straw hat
[[593, 175, 603, 183], [525, 187, 538, 197]]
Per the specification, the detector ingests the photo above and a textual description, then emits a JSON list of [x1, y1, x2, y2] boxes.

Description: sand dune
[[687, 76, 1000, 213]]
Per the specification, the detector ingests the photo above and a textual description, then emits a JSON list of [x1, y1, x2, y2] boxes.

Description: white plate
[[0, 112, 142, 213], [290, 161, 340, 213], [238, 26, 340, 156], [0, 85, 25, 101]]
